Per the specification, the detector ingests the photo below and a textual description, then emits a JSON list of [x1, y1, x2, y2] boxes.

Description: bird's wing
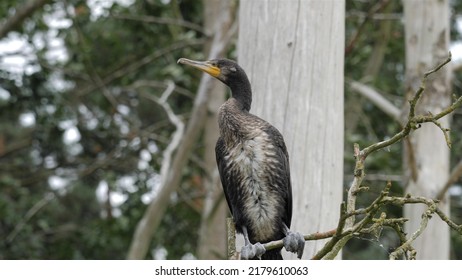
[[263, 125, 293, 229], [215, 136, 234, 216]]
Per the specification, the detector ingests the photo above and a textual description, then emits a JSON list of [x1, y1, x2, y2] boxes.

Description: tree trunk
[[238, 0, 344, 259], [196, 0, 231, 260], [403, 0, 451, 259]]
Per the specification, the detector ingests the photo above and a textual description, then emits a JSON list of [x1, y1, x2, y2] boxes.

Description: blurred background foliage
[[0, 0, 461, 259]]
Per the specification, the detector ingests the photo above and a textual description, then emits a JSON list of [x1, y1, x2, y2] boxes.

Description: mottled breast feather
[[216, 100, 292, 243]]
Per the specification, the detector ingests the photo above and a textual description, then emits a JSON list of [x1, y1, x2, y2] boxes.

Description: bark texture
[[238, 0, 345, 259]]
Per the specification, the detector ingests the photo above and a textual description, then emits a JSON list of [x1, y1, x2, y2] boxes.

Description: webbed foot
[[283, 231, 305, 259], [240, 242, 266, 260]]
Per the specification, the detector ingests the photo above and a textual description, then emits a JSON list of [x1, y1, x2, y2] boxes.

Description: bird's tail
[[261, 249, 283, 260]]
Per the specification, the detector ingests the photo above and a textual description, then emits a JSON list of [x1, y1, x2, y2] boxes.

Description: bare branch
[[344, 173, 402, 182], [312, 203, 348, 260], [384, 196, 462, 235], [348, 80, 401, 122], [227, 51, 461, 260], [140, 81, 184, 183], [389, 203, 434, 260], [129, 80, 194, 99], [6, 192, 56, 244], [311, 52, 462, 260], [111, 14, 205, 35], [345, 0, 391, 55], [360, 53, 456, 159]]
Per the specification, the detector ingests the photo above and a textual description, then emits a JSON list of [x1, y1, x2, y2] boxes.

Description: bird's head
[[177, 58, 247, 87]]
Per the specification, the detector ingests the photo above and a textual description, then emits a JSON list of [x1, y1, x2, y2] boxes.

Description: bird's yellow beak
[[177, 58, 221, 78]]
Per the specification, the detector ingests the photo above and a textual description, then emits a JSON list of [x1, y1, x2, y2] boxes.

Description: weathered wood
[[196, 0, 231, 260], [238, 0, 344, 259], [226, 217, 237, 260]]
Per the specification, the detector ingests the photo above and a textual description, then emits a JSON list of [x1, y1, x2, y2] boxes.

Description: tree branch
[[312, 52, 462, 260], [360, 53, 456, 159], [348, 80, 401, 122], [140, 80, 185, 185], [345, 0, 391, 55], [260, 228, 336, 255], [224, 53, 460, 260], [110, 14, 205, 35], [6, 192, 56, 244]]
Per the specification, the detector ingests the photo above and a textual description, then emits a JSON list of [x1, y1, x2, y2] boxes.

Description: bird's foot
[[240, 242, 266, 260], [283, 231, 305, 259]]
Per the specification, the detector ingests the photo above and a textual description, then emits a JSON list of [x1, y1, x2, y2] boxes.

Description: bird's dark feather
[[215, 109, 292, 246]]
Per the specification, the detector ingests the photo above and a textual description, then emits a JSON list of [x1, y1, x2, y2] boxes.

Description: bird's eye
[[230, 67, 237, 72]]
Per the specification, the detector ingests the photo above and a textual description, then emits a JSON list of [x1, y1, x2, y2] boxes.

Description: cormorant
[[178, 58, 305, 260]]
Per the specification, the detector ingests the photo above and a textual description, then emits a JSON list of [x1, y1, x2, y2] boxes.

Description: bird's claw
[[240, 242, 266, 260], [283, 231, 305, 259]]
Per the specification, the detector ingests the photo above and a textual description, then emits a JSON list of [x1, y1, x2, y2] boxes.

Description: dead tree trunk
[[238, 0, 345, 259]]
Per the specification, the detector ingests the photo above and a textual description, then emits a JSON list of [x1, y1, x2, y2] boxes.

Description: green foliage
[[0, 0, 204, 259]]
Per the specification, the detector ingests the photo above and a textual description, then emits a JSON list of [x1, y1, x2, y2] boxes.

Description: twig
[[383, 196, 462, 235], [6, 192, 56, 244], [111, 14, 205, 35], [345, 0, 391, 55], [389, 204, 435, 260], [321, 183, 462, 260], [320, 182, 392, 260], [344, 173, 402, 182], [360, 53, 455, 159], [140, 81, 185, 185], [312, 203, 348, 260], [312, 52, 461, 260], [110, 14, 207, 35], [130, 80, 195, 99]]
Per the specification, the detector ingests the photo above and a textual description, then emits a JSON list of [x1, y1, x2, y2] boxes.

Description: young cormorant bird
[[178, 58, 305, 260]]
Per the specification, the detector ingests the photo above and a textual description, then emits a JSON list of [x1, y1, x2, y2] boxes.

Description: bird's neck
[[219, 98, 253, 143], [218, 77, 254, 143], [229, 79, 252, 112]]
